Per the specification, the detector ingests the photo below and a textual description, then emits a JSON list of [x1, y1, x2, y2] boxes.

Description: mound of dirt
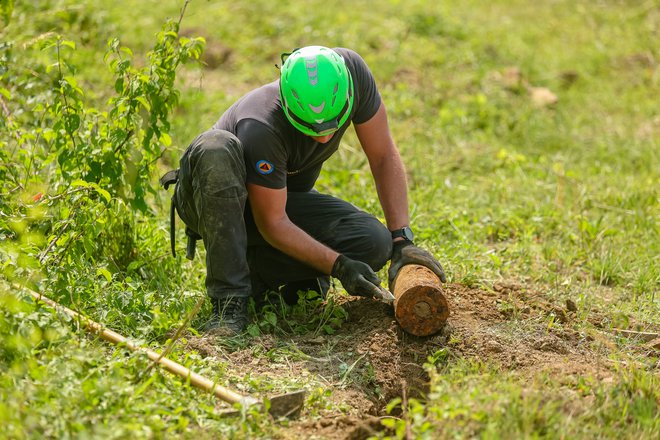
[[184, 282, 627, 439]]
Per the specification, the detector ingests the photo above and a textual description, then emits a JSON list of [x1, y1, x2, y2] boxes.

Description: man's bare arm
[[247, 183, 338, 274], [354, 102, 410, 232]]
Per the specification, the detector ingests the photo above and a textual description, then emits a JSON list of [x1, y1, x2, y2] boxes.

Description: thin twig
[[23, 109, 50, 189], [55, 40, 78, 153], [39, 221, 71, 264], [50, 203, 109, 269], [591, 203, 636, 216], [402, 380, 413, 440], [337, 353, 367, 387], [0, 185, 24, 197], [140, 293, 206, 379], [612, 328, 659, 342], [0, 94, 11, 117], [149, 147, 167, 165], [38, 195, 88, 264], [177, 0, 191, 27], [112, 129, 135, 154], [41, 186, 92, 202]]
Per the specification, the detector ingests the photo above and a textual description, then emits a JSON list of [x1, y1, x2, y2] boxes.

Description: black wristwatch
[[391, 226, 414, 242]]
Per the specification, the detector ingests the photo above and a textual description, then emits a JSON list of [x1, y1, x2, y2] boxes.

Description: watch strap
[[391, 226, 414, 242]]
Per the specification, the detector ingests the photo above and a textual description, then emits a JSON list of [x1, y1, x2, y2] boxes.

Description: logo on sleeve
[[256, 160, 274, 175]]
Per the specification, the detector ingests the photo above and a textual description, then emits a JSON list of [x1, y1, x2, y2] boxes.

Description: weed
[[252, 290, 348, 337]]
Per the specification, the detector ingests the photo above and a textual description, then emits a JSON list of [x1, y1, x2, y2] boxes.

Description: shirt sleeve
[[236, 119, 288, 189], [336, 48, 382, 124]]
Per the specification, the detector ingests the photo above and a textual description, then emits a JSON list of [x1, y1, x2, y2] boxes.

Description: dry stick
[[39, 221, 72, 264], [401, 380, 413, 440], [178, 0, 191, 26], [140, 293, 206, 378], [612, 328, 659, 342], [24, 287, 256, 407]]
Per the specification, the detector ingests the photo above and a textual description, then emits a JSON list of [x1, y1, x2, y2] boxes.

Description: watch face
[[403, 227, 414, 241]]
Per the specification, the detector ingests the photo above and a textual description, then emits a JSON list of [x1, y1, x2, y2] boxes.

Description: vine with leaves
[[1, 1, 204, 311]]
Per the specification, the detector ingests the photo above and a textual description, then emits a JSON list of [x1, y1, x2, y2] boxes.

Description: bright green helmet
[[280, 46, 354, 136]]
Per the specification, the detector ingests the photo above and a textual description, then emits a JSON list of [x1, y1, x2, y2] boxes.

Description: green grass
[[1, 0, 658, 438], [381, 357, 658, 439]]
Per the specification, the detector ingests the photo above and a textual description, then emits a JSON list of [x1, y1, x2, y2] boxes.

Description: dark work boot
[[280, 277, 330, 306], [204, 296, 249, 336]]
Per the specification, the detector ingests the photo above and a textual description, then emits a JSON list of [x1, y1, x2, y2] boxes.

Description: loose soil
[[184, 282, 652, 439]]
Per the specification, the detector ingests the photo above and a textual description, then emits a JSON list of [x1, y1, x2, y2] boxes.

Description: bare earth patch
[[184, 282, 645, 439]]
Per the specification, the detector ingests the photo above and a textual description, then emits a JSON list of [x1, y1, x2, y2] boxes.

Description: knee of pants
[[190, 130, 246, 196], [197, 129, 241, 151], [193, 130, 242, 164], [353, 221, 393, 271]]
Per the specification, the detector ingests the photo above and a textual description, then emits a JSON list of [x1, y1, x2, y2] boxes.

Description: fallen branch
[[15, 284, 306, 418], [612, 328, 659, 342]]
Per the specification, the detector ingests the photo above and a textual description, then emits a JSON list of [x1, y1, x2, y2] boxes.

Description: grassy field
[[1, 0, 658, 438]]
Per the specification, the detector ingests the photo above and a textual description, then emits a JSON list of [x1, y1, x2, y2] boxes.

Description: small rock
[[484, 340, 504, 353], [566, 299, 578, 312], [308, 336, 326, 344], [530, 87, 558, 107], [534, 338, 568, 354]]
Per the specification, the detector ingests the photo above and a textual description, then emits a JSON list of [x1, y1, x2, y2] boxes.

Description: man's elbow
[[255, 215, 287, 245]]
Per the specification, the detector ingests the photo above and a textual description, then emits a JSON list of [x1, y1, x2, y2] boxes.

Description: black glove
[[331, 254, 385, 298], [388, 241, 447, 287]]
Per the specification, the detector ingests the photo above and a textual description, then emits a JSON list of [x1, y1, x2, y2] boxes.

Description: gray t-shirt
[[212, 48, 382, 192]]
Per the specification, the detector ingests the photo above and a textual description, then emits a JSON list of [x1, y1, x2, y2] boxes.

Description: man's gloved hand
[[331, 254, 386, 299], [388, 241, 447, 287]]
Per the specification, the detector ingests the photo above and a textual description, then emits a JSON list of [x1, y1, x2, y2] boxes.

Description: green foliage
[[0, 1, 205, 301], [2, 24, 203, 210], [249, 290, 348, 337], [0, 0, 658, 437]]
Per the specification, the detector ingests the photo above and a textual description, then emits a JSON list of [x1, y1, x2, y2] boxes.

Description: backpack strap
[[159, 169, 179, 190], [160, 169, 180, 258], [185, 227, 201, 261], [160, 168, 202, 260], [169, 194, 177, 258]]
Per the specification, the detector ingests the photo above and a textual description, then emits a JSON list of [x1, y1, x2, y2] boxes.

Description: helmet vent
[[308, 102, 326, 114], [305, 57, 319, 86]]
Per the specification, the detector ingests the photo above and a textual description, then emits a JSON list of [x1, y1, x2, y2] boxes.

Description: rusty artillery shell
[[392, 264, 449, 336]]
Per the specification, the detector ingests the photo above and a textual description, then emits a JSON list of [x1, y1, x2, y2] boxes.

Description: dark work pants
[[175, 129, 392, 300]]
